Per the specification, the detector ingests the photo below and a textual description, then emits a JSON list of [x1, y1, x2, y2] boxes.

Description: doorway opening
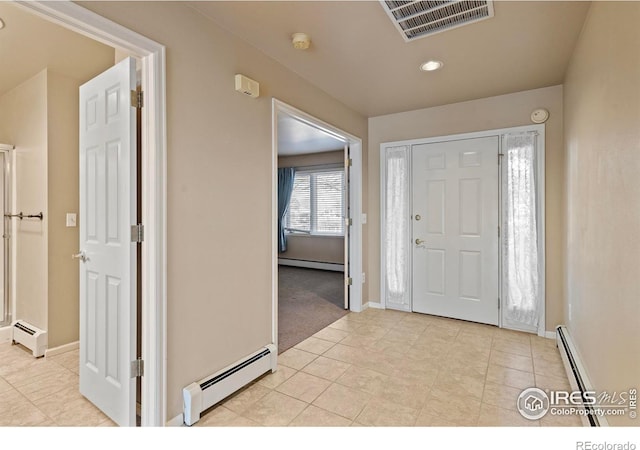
[[272, 100, 363, 353]]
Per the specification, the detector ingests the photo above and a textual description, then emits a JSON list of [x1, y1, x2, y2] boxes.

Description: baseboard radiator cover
[[182, 344, 277, 426], [12, 320, 48, 358], [555, 325, 607, 426]]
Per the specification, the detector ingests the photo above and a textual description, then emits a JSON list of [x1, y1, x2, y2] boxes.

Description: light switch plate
[[361, 213, 367, 224], [66, 213, 77, 227]]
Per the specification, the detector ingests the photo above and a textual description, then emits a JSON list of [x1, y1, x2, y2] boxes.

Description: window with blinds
[[286, 168, 344, 236]]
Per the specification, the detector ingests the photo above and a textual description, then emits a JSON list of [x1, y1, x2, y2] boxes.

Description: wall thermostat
[[531, 108, 549, 124], [234, 74, 260, 98]]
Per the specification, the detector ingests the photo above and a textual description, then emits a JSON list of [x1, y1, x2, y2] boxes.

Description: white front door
[[78, 57, 137, 426], [412, 137, 499, 325]]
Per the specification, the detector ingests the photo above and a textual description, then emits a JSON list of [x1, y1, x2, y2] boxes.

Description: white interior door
[[78, 57, 137, 426], [412, 137, 499, 325]]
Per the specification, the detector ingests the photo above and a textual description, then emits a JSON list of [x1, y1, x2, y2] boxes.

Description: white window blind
[[286, 168, 344, 236]]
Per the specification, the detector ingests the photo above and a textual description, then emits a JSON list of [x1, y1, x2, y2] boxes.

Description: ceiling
[[0, 3, 114, 98], [189, 1, 591, 117], [278, 113, 344, 156]]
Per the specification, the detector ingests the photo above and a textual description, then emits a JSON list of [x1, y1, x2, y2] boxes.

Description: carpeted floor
[[278, 266, 348, 353]]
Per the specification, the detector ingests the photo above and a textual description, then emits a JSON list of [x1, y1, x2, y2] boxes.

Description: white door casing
[[79, 57, 137, 426], [412, 136, 499, 325], [344, 144, 350, 310]]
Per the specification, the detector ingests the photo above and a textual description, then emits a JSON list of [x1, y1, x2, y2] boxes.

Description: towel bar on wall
[[4, 212, 43, 220]]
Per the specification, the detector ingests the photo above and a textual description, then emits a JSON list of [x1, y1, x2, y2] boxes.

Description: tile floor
[[0, 308, 582, 427], [198, 308, 582, 427], [0, 343, 114, 426]]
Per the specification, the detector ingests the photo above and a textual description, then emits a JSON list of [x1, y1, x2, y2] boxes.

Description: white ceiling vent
[[380, 1, 494, 42]]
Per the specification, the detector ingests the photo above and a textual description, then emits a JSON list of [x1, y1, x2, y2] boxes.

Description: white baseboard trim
[[166, 413, 184, 427], [544, 331, 556, 340], [278, 258, 344, 272], [0, 326, 11, 343], [45, 341, 79, 357], [367, 302, 384, 310]]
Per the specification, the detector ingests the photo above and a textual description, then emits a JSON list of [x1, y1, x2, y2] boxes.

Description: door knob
[[72, 251, 88, 263], [415, 214, 421, 221], [415, 239, 425, 245]]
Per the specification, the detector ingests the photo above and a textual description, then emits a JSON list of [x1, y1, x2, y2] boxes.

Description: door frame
[[272, 99, 363, 347], [14, 1, 167, 426], [380, 124, 546, 336]]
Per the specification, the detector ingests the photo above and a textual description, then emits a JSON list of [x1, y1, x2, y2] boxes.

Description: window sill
[[286, 233, 344, 239]]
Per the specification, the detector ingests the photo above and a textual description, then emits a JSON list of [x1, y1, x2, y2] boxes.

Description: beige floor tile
[[392, 366, 439, 389], [530, 335, 558, 351], [52, 397, 111, 426], [198, 405, 261, 427], [328, 318, 363, 333], [294, 337, 336, 355], [414, 410, 459, 426], [442, 353, 489, 378], [339, 334, 379, 349], [408, 340, 450, 360], [241, 390, 307, 426], [276, 371, 331, 403], [341, 311, 372, 324], [0, 402, 51, 426], [454, 332, 494, 352], [3, 359, 68, 387], [355, 397, 419, 426], [368, 340, 410, 355], [336, 365, 388, 395], [477, 403, 539, 426], [535, 373, 572, 392], [457, 322, 498, 338], [486, 364, 535, 390], [491, 338, 532, 357], [31, 385, 84, 418], [433, 371, 485, 400], [383, 328, 421, 344], [312, 383, 371, 420], [322, 344, 363, 365], [421, 387, 482, 426], [494, 328, 532, 345], [49, 350, 80, 373], [533, 356, 567, 378], [256, 365, 297, 389], [16, 370, 78, 402], [301, 356, 350, 382], [289, 405, 352, 427], [313, 327, 350, 343], [352, 324, 390, 339], [0, 376, 12, 393], [278, 348, 317, 370], [420, 325, 459, 343], [481, 382, 523, 411], [447, 346, 491, 363], [97, 418, 118, 427], [490, 350, 534, 372], [223, 382, 272, 414], [0, 387, 31, 411], [358, 351, 402, 376], [375, 381, 430, 410]]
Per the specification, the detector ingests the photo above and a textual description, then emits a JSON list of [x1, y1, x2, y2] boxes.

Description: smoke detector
[[292, 33, 311, 50]]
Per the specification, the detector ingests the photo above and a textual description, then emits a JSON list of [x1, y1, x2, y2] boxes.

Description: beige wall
[[0, 70, 49, 331], [80, 1, 368, 420], [368, 85, 564, 331], [278, 150, 344, 264], [47, 72, 81, 348], [563, 2, 640, 426]]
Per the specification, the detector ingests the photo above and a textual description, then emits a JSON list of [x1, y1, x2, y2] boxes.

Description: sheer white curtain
[[502, 133, 540, 328], [384, 146, 410, 309]]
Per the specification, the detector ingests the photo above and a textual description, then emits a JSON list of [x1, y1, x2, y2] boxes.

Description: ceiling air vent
[[380, 0, 494, 42]]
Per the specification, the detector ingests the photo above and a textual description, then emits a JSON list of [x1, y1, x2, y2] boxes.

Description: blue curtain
[[278, 167, 296, 253]]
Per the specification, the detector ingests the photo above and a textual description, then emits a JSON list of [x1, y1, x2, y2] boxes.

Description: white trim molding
[[379, 125, 546, 335], [272, 99, 364, 353], [14, 1, 167, 426], [45, 341, 79, 358]]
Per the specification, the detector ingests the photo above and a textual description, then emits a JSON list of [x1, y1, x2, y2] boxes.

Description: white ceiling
[[278, 113, 344, 156], [189, 1, 591, 117], [0, 3, 114, 98]]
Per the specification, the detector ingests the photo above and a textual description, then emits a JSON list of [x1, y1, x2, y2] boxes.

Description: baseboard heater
[[182, 344, 277, 426], [12, 320, 47, 358], [556, 325, 606, 426]]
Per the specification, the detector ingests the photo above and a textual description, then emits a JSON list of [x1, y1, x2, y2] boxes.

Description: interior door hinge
[[346, 158, 352, 167], [346, 218, 353, 226], [130, 358, 144, 378], [498, 153, 504, 165], [346, 277, 353, 286], [131, 224, 144, 243], [131, 90, 144, 109]]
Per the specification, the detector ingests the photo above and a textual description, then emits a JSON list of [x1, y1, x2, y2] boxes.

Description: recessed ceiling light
[[420, 60, 444, 72]]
